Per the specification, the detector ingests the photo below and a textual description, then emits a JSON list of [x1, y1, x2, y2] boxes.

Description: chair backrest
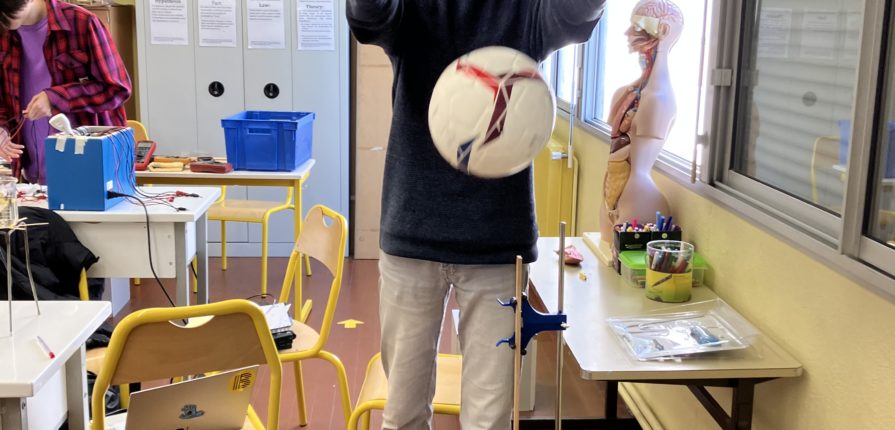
[[127, 120, 149, 142], [90, 300, 282, 430], [811, 135, 841, 205], [277, 205, 347, 352]]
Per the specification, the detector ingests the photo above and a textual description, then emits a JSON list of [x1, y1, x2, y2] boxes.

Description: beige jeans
[[378, 251, 523, 430]]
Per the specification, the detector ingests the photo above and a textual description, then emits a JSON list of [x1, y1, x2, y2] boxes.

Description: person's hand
[[24, 92, 52, 120], [0, 127, 24, 160]]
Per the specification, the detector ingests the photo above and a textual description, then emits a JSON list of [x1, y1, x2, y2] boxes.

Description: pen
[[36, 336, 55, 359]]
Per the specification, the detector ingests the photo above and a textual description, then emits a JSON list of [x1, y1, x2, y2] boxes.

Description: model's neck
[[644, 49, 671, 89], [21, 0, 48, 26]]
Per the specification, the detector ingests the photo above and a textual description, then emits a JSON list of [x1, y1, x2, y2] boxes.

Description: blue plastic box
[[45, 127, 136, 211], [221, 111, 315, 171]]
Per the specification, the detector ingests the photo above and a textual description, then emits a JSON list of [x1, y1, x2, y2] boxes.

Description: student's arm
[[43, 15, 131, 115], [535, 0, 606, 57], [346, 0, 403, 54], [0, 100, 23, 159]]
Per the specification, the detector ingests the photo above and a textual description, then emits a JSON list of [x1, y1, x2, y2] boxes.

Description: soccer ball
[[428, 46, 556, 178]]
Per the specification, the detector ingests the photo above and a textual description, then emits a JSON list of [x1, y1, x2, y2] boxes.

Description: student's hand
[[0, 128, 24, 160], [24, 92, 52, 121]]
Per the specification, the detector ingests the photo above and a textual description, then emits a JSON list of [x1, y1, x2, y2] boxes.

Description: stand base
[[583, 232, 613, 267]]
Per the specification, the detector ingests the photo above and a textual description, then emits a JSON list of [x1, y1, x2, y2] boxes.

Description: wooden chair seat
[[349, 353, 462, 429], [86, 347, 106, 376], [209, 200, 288, 222], [277, 319, 322, 355]]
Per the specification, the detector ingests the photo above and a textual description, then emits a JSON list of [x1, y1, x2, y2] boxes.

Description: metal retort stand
[[3, 218, 45, 333]]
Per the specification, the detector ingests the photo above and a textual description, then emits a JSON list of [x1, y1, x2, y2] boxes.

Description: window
[[867, 67, 895, 248], [555, 45, 577, 104], [729, 4, 862, 219], [712, 0, 895, 289], [582, 1, 711, 162]]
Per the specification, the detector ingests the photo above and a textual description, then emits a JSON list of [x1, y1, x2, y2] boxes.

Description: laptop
[[105, 366, 259, 430]]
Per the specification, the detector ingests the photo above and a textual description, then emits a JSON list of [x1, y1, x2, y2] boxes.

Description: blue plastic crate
[[45, 127, 136, 211], [221, 111, 315, 171]]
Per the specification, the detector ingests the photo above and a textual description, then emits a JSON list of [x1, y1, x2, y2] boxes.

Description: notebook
[[106, 366, 259, 430]]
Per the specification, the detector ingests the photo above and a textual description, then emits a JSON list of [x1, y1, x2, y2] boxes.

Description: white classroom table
[[0, 300, 111, 430], [136, 161, 315, 320], [529, 237, 803, 430], [21, 186, 220, 307]]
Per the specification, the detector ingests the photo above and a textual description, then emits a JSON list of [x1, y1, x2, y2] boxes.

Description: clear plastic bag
[[607, 299, 759, 361]]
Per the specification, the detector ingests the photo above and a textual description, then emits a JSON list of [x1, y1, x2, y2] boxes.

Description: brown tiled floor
[[118, 256, 632, 429]]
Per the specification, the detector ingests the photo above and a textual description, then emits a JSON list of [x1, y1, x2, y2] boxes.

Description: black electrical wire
[[108, 190, 177, 308]]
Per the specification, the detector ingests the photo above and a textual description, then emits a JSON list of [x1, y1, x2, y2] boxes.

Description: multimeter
[[135, 140, 157, 171]]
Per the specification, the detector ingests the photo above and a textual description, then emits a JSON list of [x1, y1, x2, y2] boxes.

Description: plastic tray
[[607, 299, 757, 361]]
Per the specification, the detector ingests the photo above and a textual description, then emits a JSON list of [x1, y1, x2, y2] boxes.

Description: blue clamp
[[496, 293, 567, 355]]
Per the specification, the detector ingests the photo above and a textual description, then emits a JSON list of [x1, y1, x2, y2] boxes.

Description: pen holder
[[613, 230, 651, 273], [645, 240, 694, 303], [651, 230, 682, 242]]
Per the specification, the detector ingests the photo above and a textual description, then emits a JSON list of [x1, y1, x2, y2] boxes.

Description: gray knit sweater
[[347, 0, 605, 264]]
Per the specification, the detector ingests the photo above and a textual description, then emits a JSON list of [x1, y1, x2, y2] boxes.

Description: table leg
[[605, 381, 619, 420], [295, 178, 312, 277], [65, 345, 88, 430], [196, 214, 209, 305], [174, 223, 189, 306], [688, 379, 760, 430], [731, 379, 756, 430], [0, 397, 28, 429], [294, 179, 312, 321]]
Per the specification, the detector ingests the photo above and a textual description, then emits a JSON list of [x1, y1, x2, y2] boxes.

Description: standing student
[[0, 0, 131, 184], [347, 1, 605, 429]]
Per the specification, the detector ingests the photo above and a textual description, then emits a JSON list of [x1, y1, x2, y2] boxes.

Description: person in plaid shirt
[[0, 0, 131, 184]]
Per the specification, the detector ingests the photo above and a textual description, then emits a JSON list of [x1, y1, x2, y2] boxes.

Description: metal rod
[[6, 231, 12, 333], [22, 227, 39, 314], [513, 255, 524, 430], [555, 222, 566, 430]]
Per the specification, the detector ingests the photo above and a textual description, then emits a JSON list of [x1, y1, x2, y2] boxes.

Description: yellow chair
[[348, 353, 462, 430], [276, 204, 352, 426], [89, 299, 283, 430], [127, 119, 149, 142], [210, 186, 294, 296], [810, 135, 846, 206]]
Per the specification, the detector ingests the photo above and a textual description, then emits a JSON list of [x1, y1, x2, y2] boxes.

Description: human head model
[[626, 0, 684, 54]]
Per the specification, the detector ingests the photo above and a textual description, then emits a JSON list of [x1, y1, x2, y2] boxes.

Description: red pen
[[36, 336, 55, 359]]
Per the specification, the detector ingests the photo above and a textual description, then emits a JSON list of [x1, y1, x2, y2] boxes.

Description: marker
[[664, 216, 673, 232], [36, 336, 55, 359]]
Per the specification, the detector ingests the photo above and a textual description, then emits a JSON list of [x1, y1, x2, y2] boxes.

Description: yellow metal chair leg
[[220, 221, 228, 271], [78, 269, 89, 301], [361, 411, 371, 430], [348, 405, 373, 430], [293, 361, 309, 427], [319, 350, 352, 424], [120, 384, 130, 409], [191, 258, 198, 294], [261, 219, 269, 296]]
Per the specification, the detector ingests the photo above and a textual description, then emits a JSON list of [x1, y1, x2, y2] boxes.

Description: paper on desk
[[260, 303, 292, 332]]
